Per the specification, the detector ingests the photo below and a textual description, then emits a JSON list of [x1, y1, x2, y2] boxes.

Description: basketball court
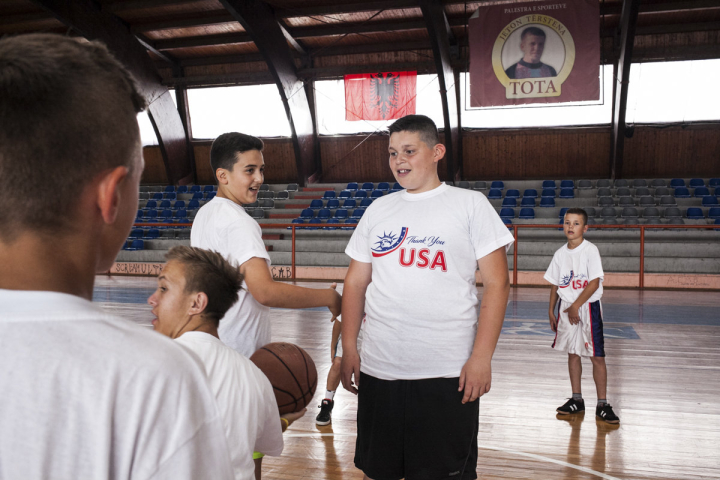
[[96, 276, 720, 480]]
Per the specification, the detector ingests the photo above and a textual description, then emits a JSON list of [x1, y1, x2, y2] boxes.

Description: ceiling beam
[[131, 10, 234, 33], [421, 0, 460, 182], [611, 0, 640, 180], [104, 0, 201, 14], [275, 0, 419, 18], [30, 0, 194, 185], [154, 32, 252, 50], [219, 0, 320, 186]]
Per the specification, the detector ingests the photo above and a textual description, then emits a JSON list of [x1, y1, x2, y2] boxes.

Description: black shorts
[[355, 372, 479, 480]]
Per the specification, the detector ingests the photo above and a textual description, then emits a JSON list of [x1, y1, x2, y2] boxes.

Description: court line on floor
[[285, 433, 623, 480]]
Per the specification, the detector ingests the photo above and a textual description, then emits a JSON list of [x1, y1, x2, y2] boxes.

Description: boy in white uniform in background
[[0, 34, 233, 479], [545, 208, 620, 424], [149, 246, 305, 480], [341, 115, 514, 480]]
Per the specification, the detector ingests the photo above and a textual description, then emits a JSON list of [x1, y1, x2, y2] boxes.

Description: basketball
[[250, 342, 318, 414]]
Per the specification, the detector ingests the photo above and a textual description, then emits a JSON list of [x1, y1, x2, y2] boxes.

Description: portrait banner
[[468, 0, 600, 108], [345, 72, 417, 121]]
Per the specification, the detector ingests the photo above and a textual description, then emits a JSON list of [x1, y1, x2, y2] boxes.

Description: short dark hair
[[210, 132, 264, 182], [166, 246, 243, 324], [0, 34, 146, 240], [387, 115, 439, 148], [521, 27, 546, 40], [564, 207, 588, 225]]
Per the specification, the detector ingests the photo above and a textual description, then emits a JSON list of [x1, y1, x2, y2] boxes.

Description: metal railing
[[132, 222, 718, 288]]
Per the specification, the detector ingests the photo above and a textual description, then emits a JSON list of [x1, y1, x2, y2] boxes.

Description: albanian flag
[[345, 71, 417, 121]]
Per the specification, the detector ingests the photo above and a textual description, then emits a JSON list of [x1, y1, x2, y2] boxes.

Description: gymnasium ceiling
[[1, 0, 719, 89]]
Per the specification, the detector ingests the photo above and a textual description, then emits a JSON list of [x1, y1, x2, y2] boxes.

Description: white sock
[[325, 390, 335, 400]]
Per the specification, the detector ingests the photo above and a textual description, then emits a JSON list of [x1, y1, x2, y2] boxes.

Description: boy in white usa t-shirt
[[544, 208, 619, 424], [340, 115, 514, 480], [191, 132, 341, 358]]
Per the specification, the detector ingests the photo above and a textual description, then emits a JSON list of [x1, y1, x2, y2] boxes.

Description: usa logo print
[[371, 228, 408, 257], [559, 270, 574, 289]]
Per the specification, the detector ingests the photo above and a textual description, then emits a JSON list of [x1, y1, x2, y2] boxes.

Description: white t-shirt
[[544, 240, 604, 304], [345, 183, 515, 380], [192, 196, 272, 357], [175, 332, 283, 480], [0, 289, 233, 480]]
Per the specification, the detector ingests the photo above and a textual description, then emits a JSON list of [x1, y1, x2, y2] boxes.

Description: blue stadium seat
[[371, 190, 384, 198], [519, 208, 535, 219], [203, 185, 214, 192], [559, 188, 575, 199], [709, 178, 720, 187], [360, 198, 373, 207], [670, 178, 685, 188], [361, 182, 374, 191], [694, 187, 710, 197], [159, 200, 171, 209], [145, 200, 157, 209], [309, 199, 323, 209], [341, 219, 356, 230], [686, 207, 704, 219], [143, 209, 158, 220], [491, 181, 504, 190], [324, 218, 340, 230], [339, 190, 352, 199], [323, 190, 336, 199], [160, 209, 173, 220], [502, 217, 512, 225], [502, 198, 517, 207], [300, 208, 314, 219], [702, 196, 719, 206], [136, 210, 144, 220], [188, 199, 200, 209], [164, 186, 175, 193], [523, 189, 538, 198], [164, 193, 177, 200], [152, 192, 163, 200], [354, 190, 368, 198], [351, 208, 366, 219], [540, 198, 556, 208], [144, 228, 160, 239], [174, 209, 188, 219], [326, 199, 340, 209], [499, 208, 515, 219], [176, 186, 188, 194], [674, 187, 690, 198], [343, 199, 357, 209], [346, 182, 359, 191], [317, 208, 331, 220], [558, 207, 569, 218], [487, 189, 502, 199], [130, 228, 144, 239], [541, 189, 556, 198], [334, 209, 349, 220], [288, 218, 305, 230], [521, 197, 536, 207], [708, 207, 720, 219], [174, 201, 186, 209], [393, 182, 403, 190], [190, 185, 201, 193], [205, 191, 216, 200], [505, 189, 520, 198], [377, 182, 390, 191], [560, 180, 574, 189], [124, 239, 144, 251], [542, 180, 556, 190], [192, 192, 204, 200], [689, 178, 704, 188]]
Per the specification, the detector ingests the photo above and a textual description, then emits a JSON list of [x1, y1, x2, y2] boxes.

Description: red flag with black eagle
[[345, 71, 417, 121]]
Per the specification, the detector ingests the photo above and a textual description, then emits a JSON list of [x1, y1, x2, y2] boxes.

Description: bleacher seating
[[670, 178, 685, 188], [542, 180, 556, 189], [499, 208, 514, 219], [559, 188, 574, 199], [541, 189, 556, 198], [502, 198, 517, 207], [524, 189, 538, 198], [327, 199, 340, 209], [488, 189, 502, 199], [519, 208, 535, 219], [674, 187, 691, 198], [506, 189, 520, 199], [491, 181, 504, 190], [686, 207, 704, 219], [521, 197, 536, 207], [361, 182, 374, 191]]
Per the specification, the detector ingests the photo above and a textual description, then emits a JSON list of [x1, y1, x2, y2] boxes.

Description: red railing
[[133, 222, 718, 288]]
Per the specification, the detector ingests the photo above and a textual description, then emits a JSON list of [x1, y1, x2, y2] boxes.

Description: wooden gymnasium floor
[[95, 276, 720, 480]]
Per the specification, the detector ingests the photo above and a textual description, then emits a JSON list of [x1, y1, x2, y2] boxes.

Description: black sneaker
[[556, 398, 585, 415], [596, 404, 620, 424], [316, 399, 334, 425]]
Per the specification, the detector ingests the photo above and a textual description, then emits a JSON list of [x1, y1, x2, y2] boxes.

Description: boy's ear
[[188, 291, 209, 316], [97, 166, 130, 225], [433, 143, 446, 163], [216, 168, 228, 185]]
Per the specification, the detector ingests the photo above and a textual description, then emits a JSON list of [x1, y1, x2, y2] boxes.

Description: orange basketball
[[250, 342, 318, 414]]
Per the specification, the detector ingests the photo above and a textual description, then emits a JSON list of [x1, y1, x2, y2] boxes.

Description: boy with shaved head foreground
[[149, 246, 304, 480], [0, 34, 232, 479], [341, 115, 514, 479]]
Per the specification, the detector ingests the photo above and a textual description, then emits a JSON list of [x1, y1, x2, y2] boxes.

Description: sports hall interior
[[3, 1, 719, 479]]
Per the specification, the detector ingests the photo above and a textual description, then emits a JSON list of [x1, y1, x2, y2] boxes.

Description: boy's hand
[[548, 311, 557, 332], [458, 355, 491, 404], [564, 304, 581, 324], [328, 283, 341, 320], [281, 408, 306, 430], [340, 350, 360, 395]]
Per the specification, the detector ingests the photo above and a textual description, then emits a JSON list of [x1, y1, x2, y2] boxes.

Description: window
[[187, 84, 290, 139], [626, 59, 720, 124], [460, 67, 612, 128], [315, 75, 445, 135]]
